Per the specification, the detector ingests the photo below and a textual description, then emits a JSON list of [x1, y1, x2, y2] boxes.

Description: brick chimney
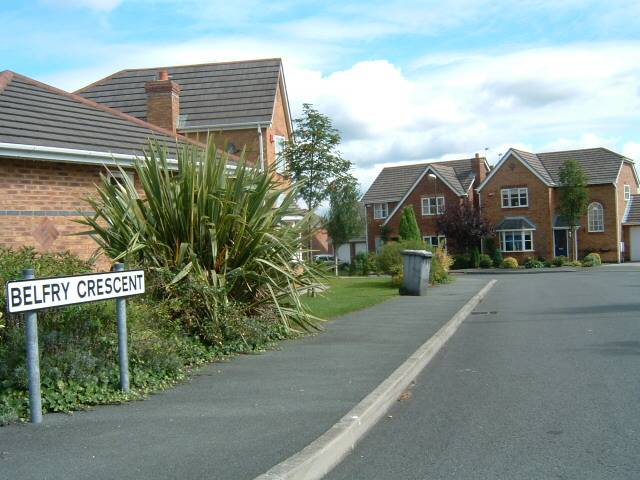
[[472, 152, 487, 185], [145, 69, 180, 134]]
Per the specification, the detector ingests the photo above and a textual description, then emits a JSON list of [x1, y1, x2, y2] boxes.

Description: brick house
[[76, 58, 293, 175], [0, 70, 200, 259], [477, 147, 639, 263], [361, 155, 490, 252]]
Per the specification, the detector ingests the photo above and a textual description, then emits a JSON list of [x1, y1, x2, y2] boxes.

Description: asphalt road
[[0, 277, 487, 480], [329, 267, 640, 479]]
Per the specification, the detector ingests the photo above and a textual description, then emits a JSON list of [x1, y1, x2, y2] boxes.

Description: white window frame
[[107, 170, 134, 187], [501, 188, 529, 208], [421, 196, 445, 216], [423, 235, 446, 249], [499, 230, 534, 252], [373, 203, 388, 220], [273, 135, 286, 174], [624, 184, 631, 201], [588, 202, 604, 232]]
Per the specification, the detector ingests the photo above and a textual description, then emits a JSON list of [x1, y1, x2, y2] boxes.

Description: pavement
[[328, 267, 640, 480], [0, 276, 488, 480]]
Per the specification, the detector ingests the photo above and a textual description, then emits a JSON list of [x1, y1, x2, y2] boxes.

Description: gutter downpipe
[[257, 124, 265, 171]]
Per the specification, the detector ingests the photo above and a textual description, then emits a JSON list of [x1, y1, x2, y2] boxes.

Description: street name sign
[[6, 270, 145, 313]]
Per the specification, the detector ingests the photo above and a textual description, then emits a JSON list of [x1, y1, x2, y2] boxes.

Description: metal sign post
[[6, 265, 145, 423], [114, 263, 130, 392], [23, 268, 42, 424]]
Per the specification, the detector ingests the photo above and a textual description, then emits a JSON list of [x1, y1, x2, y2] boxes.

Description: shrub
[[501, 257, 518, 269], [470, 247, 481, 269], [552, 256, 568, 267], [452, 254, 471, 270], [484, 238, 497, 258], [567, 260, 582, 267], [431, 246, 452, 284], [492, 249, 503, 268], [582, 252, 602, 267], [478, 254, 493, 269], [78, 140, 321, 333], [0, 249, 293, 423], [524, 257, 545, 269]]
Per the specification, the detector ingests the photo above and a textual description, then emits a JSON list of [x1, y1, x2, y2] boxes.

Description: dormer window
[[501, 188, 528, 208], [373, 203, 388, 219]]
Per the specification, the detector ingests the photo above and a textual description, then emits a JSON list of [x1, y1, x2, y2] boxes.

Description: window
[[274, 135, 286, 174], [373, 203, 388, 219], [421, 196, 445, 216], [499, 230, 533, 252], [107, 170, 134, 187], [501, 188, 529, 208], [624, 184, 631, 201], [588, 202, 604, 232], [374, 237, 384, 252], [424, 235, 446, 249]]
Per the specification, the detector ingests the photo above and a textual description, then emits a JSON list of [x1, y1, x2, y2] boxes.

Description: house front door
[[554, 229, 568, 257]]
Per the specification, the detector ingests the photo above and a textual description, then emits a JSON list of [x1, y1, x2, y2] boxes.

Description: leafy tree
[[283, 104, 352, 212], [436, 200, 493, 252], [558, 159, 589, 261], [398, 205, 421, 242], [325, 175, 363, 275]]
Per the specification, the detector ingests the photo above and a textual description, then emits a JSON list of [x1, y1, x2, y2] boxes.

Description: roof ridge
[[74, 57, 283, 94], [536, 146, 610, 156], [381, 156, 479, 171], [9, 71, 204, 147], [0, 70, 14, 95]]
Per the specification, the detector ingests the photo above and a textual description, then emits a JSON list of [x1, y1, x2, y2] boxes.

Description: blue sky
[[2, 0, 640, 188]]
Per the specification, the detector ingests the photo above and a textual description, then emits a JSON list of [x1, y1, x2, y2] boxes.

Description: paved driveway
[[329, 268, 640, 479]]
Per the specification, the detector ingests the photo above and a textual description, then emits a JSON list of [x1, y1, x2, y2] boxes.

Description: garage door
[[630, 226, 640, 261]]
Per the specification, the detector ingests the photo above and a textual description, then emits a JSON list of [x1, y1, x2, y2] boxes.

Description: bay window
[[499, 230, 533, 252]]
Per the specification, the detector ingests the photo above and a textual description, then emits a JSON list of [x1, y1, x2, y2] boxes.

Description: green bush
[[567, 260, 582, 267], [524, 257, 545, 269], [78, 140, 321, 333], [0, 247, 289, 424], [552, 256, 568, 267], [478, 254, 493, 269], [501, 257, 518, 269], [492, 249, 503, 268], [452, 254, 471, 270], [470, 247, 481, 269], [582, 252, 602, 267]]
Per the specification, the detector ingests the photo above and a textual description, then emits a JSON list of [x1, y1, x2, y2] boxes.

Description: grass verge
[[301, 276, 397, 320]]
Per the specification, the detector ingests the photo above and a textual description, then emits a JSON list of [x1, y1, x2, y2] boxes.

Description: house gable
[[477, 149, 553, 192], [382, 165, 466, 226]]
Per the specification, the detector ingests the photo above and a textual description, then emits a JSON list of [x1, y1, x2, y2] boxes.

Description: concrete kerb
[[255, 279, 498, 480]]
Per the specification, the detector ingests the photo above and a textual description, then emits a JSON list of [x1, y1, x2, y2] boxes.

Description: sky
[[2, 0, 640, 191]]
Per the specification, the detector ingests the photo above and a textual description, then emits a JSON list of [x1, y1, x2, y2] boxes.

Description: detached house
[[478, 147, 639, 263], [0, 58, 293, 260], [76, 58, 293, 174], [362, 154, 489, 252]]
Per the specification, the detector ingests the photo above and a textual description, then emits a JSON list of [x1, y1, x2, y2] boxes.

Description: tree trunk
[[334, 247, 339, 277], [572, 226, 579, 261]]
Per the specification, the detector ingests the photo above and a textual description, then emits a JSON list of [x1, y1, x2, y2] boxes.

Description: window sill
[[500, 250, 534, 253], [500, 205, 529, 209]]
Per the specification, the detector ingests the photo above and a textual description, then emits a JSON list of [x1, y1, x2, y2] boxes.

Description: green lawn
[[301, 276, 398, 320]]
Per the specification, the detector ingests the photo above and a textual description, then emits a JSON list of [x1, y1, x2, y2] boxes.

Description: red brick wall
[[365, 201, 398, 251], [557, 184, 619, 262], [480, 154, 554, 263], [385, 174, 462, 245], [617, 162, 638, 261], [0, 157, 137, 265]]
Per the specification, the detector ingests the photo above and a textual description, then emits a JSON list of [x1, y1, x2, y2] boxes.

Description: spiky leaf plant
[[78, 141, 321, 332]]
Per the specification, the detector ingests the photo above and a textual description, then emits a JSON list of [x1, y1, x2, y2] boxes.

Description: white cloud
[[284, 42, 640, 186], [623, 142, 640, 161], [41, 0, 122, 11]]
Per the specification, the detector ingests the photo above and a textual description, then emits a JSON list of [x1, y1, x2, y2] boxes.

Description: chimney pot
[[158, 69, 169, 81], [475, 152, 480, 159]]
